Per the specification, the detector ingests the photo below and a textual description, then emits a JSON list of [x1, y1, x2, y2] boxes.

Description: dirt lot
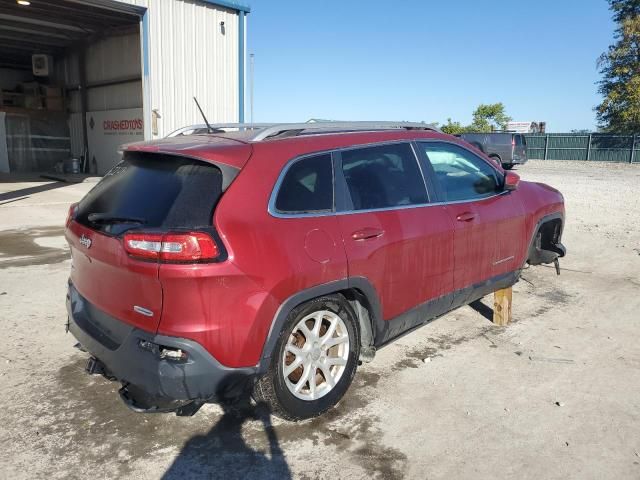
[[0, 161, 639, 480]]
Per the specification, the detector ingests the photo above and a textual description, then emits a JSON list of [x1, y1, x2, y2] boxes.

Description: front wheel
[[253, 295, 360, 421]]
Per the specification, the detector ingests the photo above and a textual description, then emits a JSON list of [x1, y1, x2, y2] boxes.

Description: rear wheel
[[489, 154, 502, 167], [253, 295, 360, 421]]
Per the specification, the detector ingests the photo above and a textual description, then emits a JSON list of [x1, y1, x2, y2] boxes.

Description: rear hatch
[[66, 149, 239, 333]]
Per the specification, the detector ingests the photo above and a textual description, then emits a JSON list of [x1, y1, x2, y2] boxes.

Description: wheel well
[[336, 288, 377, 361], [489, 153, 501, 161], [258, 282, 380, 372], [527, 218, 563, 264], [537, 219, 562, 249]]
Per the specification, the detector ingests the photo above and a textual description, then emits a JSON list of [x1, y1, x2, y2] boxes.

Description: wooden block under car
[[493, 286, 512, 326]]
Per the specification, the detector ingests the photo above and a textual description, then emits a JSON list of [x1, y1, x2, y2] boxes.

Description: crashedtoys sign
[[87, 108, 143, 174]]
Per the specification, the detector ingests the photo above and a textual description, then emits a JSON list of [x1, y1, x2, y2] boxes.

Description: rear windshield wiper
[[87, 213, 147, 225]]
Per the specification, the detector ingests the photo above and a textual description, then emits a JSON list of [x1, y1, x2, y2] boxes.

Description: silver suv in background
[[458, 133, 528, 169]]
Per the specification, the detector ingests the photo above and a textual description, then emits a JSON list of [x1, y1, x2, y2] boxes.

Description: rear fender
[[257, 277, 383, 373]]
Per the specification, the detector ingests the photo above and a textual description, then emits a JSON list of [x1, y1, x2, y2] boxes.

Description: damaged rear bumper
[[66, 281, 256, 415]]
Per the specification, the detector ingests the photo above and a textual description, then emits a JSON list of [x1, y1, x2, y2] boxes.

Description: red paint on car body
[[65, 129, 565, 369]]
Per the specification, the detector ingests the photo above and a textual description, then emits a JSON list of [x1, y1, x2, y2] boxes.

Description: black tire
[[252, 295, 360, 421], [503, 164, 514, 170]]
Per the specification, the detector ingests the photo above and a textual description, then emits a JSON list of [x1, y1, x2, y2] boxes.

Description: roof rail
[[249, 121, 442, 141], [166, 123, 277, 137], [166, 121, 441, 140]]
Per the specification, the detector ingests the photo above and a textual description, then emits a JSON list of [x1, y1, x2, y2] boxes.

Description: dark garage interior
[[0, 0, 143, 173]]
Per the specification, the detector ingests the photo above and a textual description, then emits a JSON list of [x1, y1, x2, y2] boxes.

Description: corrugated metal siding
[[61, 50, 83, 156], [525, 134, 639, 163], [118, 0, 240, 137], [87, 82, 143, 111], [62, 37, 143, 113], [69, 113, 85, 157], [85, 33, 141, 84], [61, 32, 143, 156], [85, 32, 143, 111]]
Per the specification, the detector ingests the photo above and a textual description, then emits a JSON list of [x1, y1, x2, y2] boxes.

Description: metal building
[[0, 0, 250, 174]]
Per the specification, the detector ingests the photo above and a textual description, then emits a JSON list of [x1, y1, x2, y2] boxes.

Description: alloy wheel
[[281, 310, 350, 401]]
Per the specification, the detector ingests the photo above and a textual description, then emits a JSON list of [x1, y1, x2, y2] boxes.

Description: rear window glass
[[275, 153, 333, 213], [514, 135, 525, 146], [76, 153, 223, 235]]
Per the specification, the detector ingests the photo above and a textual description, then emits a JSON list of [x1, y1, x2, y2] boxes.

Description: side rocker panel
[[257, 269, 523, 372]]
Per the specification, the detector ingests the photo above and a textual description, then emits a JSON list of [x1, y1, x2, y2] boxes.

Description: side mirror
[[504, 171, 520, 191]]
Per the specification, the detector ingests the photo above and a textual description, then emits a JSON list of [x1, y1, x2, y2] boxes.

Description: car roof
[[124, 127, 463, 170]]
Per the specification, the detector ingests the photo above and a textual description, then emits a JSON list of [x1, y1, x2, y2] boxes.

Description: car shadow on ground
[[162, 399, 292, 480], [469, 299, 494, 322]]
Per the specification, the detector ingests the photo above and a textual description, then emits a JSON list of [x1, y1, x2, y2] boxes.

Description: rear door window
[[76, 152, 224, 235], [275, 153, 334, 213], [340, 143, 428, 210], [419, 142, 503, 202]]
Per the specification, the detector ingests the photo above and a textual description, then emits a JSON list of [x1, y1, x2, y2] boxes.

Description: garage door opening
[[0, 0, 146, 174]]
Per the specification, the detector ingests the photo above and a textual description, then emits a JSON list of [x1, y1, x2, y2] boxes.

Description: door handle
[[456, 212, 477, 222], [351, 228, 385, 241]]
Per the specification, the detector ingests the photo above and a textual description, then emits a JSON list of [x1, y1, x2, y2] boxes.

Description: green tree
[[440, 118, 467, 135], [608, 0, 640, 23], [469, 103, 512, 132], [437, 103, 511, 133], [596, 0, 640, 132]]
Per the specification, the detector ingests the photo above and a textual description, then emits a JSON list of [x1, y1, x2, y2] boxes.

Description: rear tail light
[[161, 232, 218, 261], [123, 232, 220, 262], [123, 233, 163, 260], [66, 203, 78, 227]]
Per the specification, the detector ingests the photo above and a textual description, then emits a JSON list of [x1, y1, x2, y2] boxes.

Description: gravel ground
[[0, 161, 639, 480]]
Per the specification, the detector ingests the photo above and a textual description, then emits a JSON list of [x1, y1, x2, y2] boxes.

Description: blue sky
[[246, 0, 614, 132]]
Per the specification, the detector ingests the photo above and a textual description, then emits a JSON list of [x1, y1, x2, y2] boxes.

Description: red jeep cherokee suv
[[65, 122, 566, 420]]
